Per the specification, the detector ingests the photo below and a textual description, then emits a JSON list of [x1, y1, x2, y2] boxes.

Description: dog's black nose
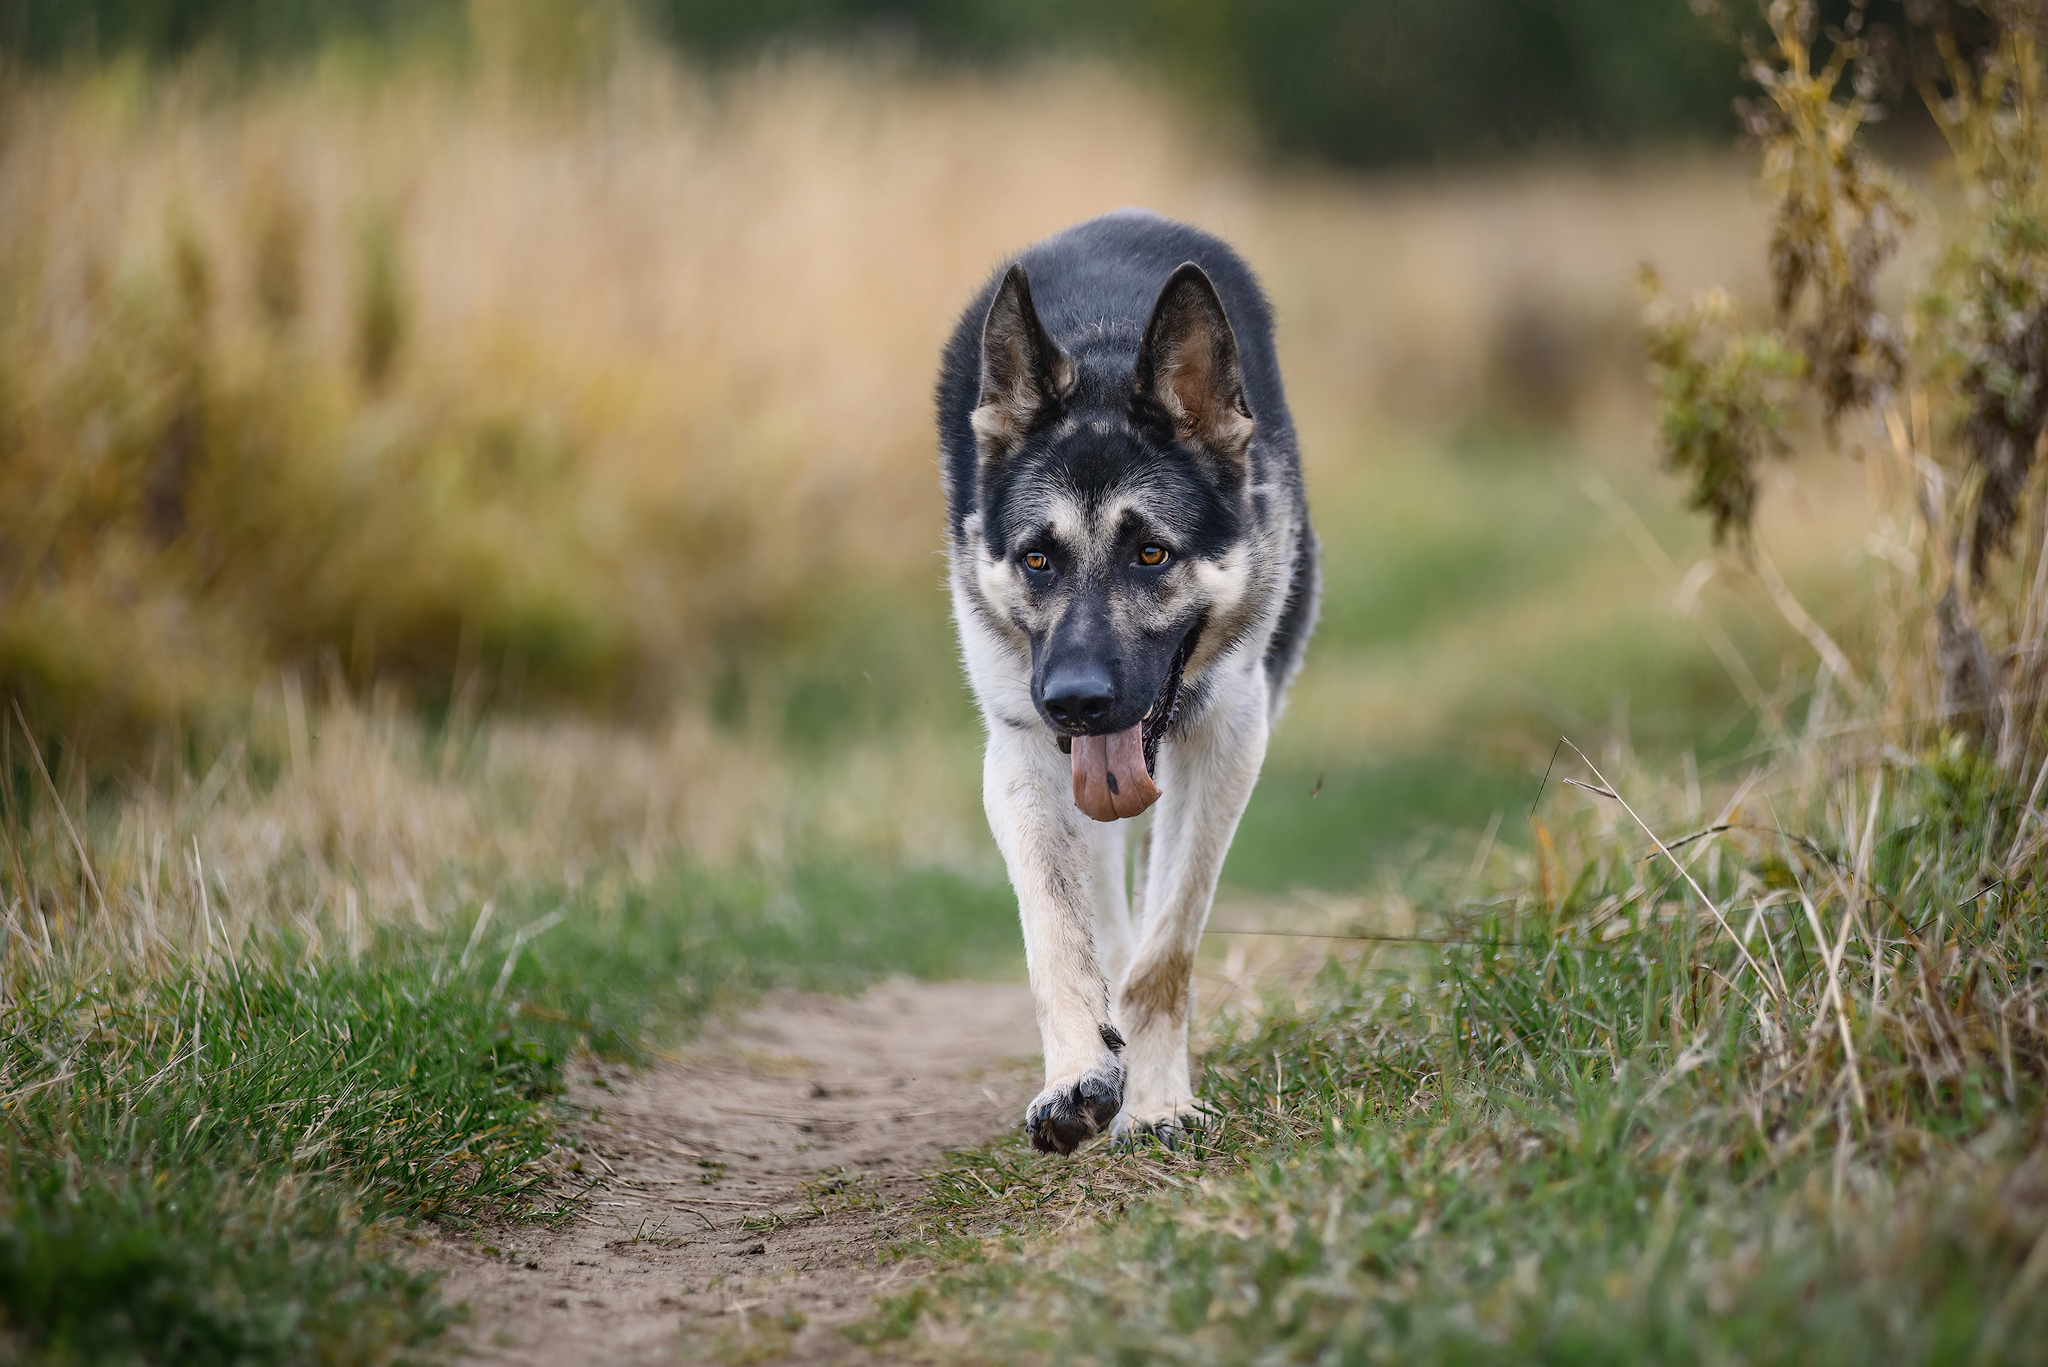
[[1042, 666, 1117, 729]]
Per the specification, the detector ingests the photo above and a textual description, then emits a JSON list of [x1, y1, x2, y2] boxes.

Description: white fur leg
[[1113, 661, 1270, 1141], [981, 724, 1125, 1154], [1089, 818, 1134, 989]]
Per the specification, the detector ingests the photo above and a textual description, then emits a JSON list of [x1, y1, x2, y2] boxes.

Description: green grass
[[0, 954, 557, 1364], [1224, 436, 1803, 896], [1308, 439, 1596, 654], [881, 742, 2048, 1364], [1225, 756, 1528, 894], [0, 859, 1019, 1364], [481, 860, 1022, 1055]]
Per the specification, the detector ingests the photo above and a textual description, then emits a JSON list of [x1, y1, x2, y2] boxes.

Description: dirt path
[[427, 979, 1039, 1365]]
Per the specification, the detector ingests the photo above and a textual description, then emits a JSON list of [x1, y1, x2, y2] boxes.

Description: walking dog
[[939, 210, 1319, 1153]]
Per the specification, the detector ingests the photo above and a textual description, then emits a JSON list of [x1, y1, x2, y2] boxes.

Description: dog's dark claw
[[1108, 1109, 1213, 1154], [1110, 1124, 1176, 1153], [1025, 1069, 1124, 1155]]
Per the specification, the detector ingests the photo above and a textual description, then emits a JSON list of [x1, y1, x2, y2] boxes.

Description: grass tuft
[[0, 953, 562, 1364], [883, 742, 2048, 1363], [0, 852, 1019, 1362]]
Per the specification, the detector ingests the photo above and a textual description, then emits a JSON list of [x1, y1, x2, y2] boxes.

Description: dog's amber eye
[[1137, 545, 1169, 567], [1024, 552, 1049, 571]]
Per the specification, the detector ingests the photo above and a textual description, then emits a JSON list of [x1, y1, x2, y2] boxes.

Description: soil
[[424, 978, 1040, 1365]]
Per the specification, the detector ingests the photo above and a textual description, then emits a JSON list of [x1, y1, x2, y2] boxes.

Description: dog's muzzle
[[1065, 625, 1198, 823]]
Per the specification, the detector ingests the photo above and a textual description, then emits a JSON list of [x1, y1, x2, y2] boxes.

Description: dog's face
[[967, 262, 1256, 745]]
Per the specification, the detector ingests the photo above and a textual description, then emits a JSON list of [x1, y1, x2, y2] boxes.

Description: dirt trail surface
[[427, 979, 1039, 1365]]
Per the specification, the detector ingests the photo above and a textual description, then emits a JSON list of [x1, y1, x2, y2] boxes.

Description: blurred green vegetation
[[0, 0, 1750, 167], [1228, 756, 1530, 892], [644, 0, 1748, 166], [1220, 424, 1815, 894]]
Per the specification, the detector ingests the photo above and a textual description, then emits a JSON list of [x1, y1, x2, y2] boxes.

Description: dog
[[938, 209, 1319, 1154]]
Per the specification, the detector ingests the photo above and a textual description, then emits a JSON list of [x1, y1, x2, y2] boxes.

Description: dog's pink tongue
[[1071, 723, 1160, 822]]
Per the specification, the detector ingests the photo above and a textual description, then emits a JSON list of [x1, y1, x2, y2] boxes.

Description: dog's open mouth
[[1067, 625, 1199, 823]]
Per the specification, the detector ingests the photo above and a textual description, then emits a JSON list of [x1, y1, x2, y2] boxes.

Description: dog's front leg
[[1114, 661, 1270, 1144], [983, 725, 1126, 1154]]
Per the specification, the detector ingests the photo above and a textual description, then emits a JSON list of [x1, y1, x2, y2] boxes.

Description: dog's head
[[968, 260, 1255, 798]]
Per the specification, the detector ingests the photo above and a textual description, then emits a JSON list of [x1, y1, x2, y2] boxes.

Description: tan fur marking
[[1119, 946, 1193, 1030]]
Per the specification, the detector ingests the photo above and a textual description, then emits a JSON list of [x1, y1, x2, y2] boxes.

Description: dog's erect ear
[[972, 265, 1073, 461], [1134, 262, 1254, 474]]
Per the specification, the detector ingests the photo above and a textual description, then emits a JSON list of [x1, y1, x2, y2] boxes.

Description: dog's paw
[[1108, 1104, 1212, 1153], [1024, 1062, 1125, 1155]]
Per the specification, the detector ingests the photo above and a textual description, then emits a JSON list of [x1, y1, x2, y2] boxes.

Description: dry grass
[[0, 678, 993, 984], [894, 732, 2048, 1362]]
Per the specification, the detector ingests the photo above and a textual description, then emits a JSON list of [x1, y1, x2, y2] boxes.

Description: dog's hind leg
[[1092, 817, 1136, 989], [1127, 819, 1151, 935], [1113, 661, 1270, 1145], [983, 725, 1126, 1154]]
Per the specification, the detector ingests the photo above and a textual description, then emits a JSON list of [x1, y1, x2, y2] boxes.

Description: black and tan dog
[[939, 210, 1319, 1154]]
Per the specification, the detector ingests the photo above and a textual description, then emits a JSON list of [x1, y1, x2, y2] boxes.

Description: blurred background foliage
[[0, 0, 1895, 893], [641, 0, 1751, 167], [0, 0, 1752, 166]]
